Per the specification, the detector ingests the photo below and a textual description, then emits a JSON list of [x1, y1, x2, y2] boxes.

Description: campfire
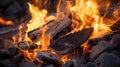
[[0, 0, 120, 67]]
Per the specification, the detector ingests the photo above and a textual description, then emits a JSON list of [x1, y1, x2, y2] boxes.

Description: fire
[[70, 0, 111, 36], [11, 0, 120, 64], [27, 3, 47, 32], [61, 54, 71, 64], [0, 17, 14, 26], [69, 0, 119, 55], [35, 30, 51, 51]]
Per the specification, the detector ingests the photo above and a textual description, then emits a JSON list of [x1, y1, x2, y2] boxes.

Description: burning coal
[[0, 0, 120, 67]]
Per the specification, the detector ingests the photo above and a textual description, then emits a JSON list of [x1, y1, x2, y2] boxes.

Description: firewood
[[36, 51, 62, 66], [28, 18, 71, 41], [17, 41, 29, 50], [49, 28, 93, 54], [0, 50, 12, 60], [88, 31, 118, 47]]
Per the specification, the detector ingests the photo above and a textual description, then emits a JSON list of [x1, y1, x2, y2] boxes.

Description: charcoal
[[100, 53, 120, 67], [64, 56, 86, 67], [86, 62, 97, 67], [4, 2, 22, 16], [109, 34, 120, 49], [0, 50, 11, 60], [50, 28, 93, 54], [94, 53, 108, 65], [89, 31, 117, 47], [111, 50, 120, 57], [19, 60, 37, 67], [36, 51, 61, 66], [13, 54, 25, 63], [64, 61, 74, 67], [29, 43, 38, 51], [45, 64, 54, 67], [17, 41, 29, 50], [73, 56, 86, 66], [0, 37, 4, 49], [8, 45, 18, 55], [90, 41, 111, 61]]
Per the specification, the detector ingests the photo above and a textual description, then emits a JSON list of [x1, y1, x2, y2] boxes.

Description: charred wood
[[89, 41, 111, 61], [36, 51, 62, 66], [28, 18, 71, 41], [88, 31, 118, 47], [0, 50, 11, 60], [17, 41, 29, 50], [50, 28, 93, 54], [13, 54, 25, 64]]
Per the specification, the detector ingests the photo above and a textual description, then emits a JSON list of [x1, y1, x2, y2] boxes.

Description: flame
[[69, 0, 120, 55], [70, 0, 111, 35], [11, 0, 120, 63], [0, 17, 14, 26], [35, 30, 51, 51], [27, 3, 47, 32], [55, 0, 71, 21]]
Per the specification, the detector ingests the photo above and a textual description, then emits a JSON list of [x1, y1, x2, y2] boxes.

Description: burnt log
[[64, 56, 86, 67], [8, 45, 18, 55], [28, 18, 71, 41], [94, 52, 120, 67], [0, 50, 12, 60], [36, 51, 61, 66], [13, 54, 25, 64], [88, 31, 118, 47], [19, 60, 37, 67], [109, 33, 120, 49], [17, 41, 29, 50], [89, 41, 111, 61], [50, 28, 93, 54]]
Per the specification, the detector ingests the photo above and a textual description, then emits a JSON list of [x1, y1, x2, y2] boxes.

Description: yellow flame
[[27, 3, 51, 51], [27, 3, 47, 32], [70, 0, 111, 35]]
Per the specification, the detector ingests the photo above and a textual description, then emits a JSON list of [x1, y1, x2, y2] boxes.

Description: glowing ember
[[61, 54, 71, 64], [0, 17, 14, 25]]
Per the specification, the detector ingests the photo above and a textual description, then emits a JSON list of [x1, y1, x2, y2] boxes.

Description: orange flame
[[70, 0, 111, 36], [0, 17, 14, 25], [61, 54, 71, 64]]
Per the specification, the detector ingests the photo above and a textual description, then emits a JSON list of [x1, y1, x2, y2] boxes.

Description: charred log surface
[[36, 51, 62, 66], [50, 28, 93, 54], [28, 18, 71, 41], [88, 31, 118, 47]]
